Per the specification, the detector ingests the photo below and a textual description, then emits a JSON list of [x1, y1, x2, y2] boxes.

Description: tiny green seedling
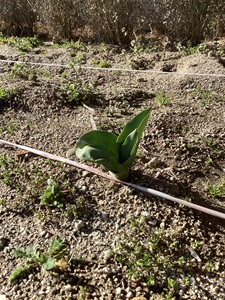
[[40, 179, 64, 207], [61, 71, 95, 105], [0, 88, 18, 105], [93, 59, 111, 68], [208, 179, 225, 199], [155, 92, 173, 106], [74, 108, 151, 180], [9, 238, 70, 283]]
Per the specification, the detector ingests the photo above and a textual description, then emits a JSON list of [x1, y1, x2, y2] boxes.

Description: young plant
[[74, 108, 151, 180], [176, 41, 207, 56], [0, 33, 42, 52], [9, 238, 70, 283], [93, 59, 111, 68], [208, 179, 225, 199], [40, 179, 64, 207], [0, 88, 18, 105], [61, 71, 95, 105], [155, 92, 173, 106], [11, 63, 30, 80]]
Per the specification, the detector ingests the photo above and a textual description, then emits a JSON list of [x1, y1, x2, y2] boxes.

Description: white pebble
[[115, 287, 122, 294]]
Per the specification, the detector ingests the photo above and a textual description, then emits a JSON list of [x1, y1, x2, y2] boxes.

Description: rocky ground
[[0, 37, 225, 299]]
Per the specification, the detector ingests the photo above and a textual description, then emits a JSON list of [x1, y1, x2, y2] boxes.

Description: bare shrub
[[87, 0, 146, 45], [211, 0, 225, 37], [37, 0, 86, 41], [0, 0, 36, 36], [148, 0, 224, 45]]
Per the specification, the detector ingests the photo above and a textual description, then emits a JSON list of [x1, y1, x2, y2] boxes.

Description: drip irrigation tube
[[1, 139, 225, 220]]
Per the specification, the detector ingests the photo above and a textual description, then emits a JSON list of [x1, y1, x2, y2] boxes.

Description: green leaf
[[26, 246, 46, 263], [74, 109, 151, 180], [119, 129, 139, 163], [48, 238, 68, 259], [117, 108, 151, 144], [13, 249, 27, 258], [43, 258, 57, 270], [9, 263, 33, 283], [76, 130, 119, 163]]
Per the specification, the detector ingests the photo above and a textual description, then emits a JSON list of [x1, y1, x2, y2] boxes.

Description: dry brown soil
[[0, 40, 225, 299]]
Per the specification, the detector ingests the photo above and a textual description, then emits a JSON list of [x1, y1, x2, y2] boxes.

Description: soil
[[0, 38, 225, 300]]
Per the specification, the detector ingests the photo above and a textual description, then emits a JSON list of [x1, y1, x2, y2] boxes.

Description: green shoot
[[208, 179, 225, 199], [9, 238, 69, 283], [155, 92, 173, 106], [74, 108, 151, 180], [40, 179, 64, 207]]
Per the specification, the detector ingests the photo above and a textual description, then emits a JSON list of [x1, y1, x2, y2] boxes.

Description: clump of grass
[[208, 179, 225, 200], [155, 92, 173, 106], [193, 86, 212, 99]]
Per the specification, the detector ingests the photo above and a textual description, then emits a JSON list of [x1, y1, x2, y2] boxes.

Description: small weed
[[204, 260, 214, 272], [39, 177, 86, 219], [11, 63, 49, 80], [112, 69, 122, 75], [73, 52, 86, 64], [0, 87, 18, 105], [0, 112, 21, 135], [176, 41, 207, 56], [155, 92, 173, 106], [191, 240, 204, 248], [63, 196, 86, 219], [131, 57, 149, 70], [201, 100, 213, 109], [11, 63, 30, 80], [0, 155, 14, 186], [78, 286, 89, 300], [0, 33, 42, 52], [40, 179, 64, 208], [9, 238, 70, 283], [208, 179, 225, 199], [181, 124, 189, 134], [51, 40, 87, 51], [203, 137, 217, 149], [114, 217, 202, 297], [0, 198, 6, 206], [166, 277, 178, 299], [61, 71, 96, 105], [69, 40, 87, 51], [205, 157, 213, 165], [93, 59, 111, 68], [131, 37, 157, 53], [193, 86, 212, 99]]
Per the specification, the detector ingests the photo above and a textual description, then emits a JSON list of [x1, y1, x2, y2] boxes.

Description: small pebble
[[115, 287, 122, 295]]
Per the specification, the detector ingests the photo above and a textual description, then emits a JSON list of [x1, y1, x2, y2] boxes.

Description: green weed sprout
[[9, 239, 69, 283], [75, 108, 151, 180]]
